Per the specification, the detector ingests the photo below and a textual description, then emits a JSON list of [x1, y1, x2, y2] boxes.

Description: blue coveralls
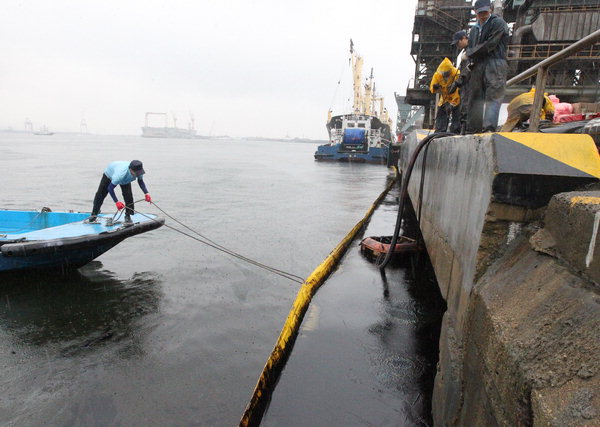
[[465, 14, 509, 133]]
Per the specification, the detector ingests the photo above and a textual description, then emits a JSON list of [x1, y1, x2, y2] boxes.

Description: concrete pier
[[400, 131, 600, 426]]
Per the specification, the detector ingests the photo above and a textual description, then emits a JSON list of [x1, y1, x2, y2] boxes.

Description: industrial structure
[[23, 118, 33, 133], [394, 94, 425, 140], [397, 0, 600, 130], [141, 112, 197, 139], [80, 118, 88, 134]]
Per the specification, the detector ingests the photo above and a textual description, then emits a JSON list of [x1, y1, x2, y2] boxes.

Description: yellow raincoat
[[501, 88, 555, 131], [429, 57, 460, 107]]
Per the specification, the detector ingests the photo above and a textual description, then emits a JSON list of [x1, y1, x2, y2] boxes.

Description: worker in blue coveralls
[[464, 0, 509, 133], [88, 160, 152, 223]]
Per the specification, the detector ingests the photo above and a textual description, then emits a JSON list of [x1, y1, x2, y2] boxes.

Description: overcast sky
[[1, 0, 418, 139]]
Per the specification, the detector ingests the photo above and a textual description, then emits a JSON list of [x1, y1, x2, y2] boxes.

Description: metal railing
[[506, 28, 600, 132], [416, 3, 463, 32], [509, 43, 600, 61]]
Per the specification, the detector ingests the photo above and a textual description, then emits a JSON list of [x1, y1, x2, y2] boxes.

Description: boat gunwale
[[1, 217, 165, 257]]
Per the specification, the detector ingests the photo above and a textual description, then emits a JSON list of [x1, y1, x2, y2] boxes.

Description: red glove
[[116, 201, 125, 210], [145, 193, 152, 203]]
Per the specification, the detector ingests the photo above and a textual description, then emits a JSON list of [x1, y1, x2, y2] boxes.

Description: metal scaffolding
[[395, 94, 425, 139], [404, 0, 473, 128], [399, 0, 600, 130], [504, 0, 600, 102]]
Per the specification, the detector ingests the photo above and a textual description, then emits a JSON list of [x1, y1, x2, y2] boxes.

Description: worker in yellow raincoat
[[430, 57, 461, 133], [501, 87, 555, 131]]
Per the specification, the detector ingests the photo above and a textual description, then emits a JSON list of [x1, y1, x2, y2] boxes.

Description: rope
[[329, 60, 350, 110], [124, 200, 305, 284]]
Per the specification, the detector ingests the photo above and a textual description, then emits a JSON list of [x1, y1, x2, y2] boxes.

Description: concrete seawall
[[399, 131, 600, 425]]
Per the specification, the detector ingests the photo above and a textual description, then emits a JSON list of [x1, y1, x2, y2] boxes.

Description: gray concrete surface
[[541, 189, 600, 284], [469, 231, 599, 426], [399, 131, 600, 426]]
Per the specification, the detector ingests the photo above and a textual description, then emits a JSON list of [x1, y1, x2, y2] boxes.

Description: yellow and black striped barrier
[[239, 168, 398, 427], [494, 132, 600, 179]]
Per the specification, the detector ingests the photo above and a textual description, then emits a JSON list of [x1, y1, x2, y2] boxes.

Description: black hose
[[376, 132, 454, 270]]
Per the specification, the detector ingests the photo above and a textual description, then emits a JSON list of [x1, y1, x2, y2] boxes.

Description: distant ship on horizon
[[33, 125, 54, 136], [141, 112, 197, 139]]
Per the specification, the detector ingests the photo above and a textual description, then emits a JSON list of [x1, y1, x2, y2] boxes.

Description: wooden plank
[[529, 68, 548, 133]]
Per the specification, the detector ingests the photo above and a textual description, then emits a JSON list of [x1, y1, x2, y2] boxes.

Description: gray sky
[[1, 0, 418, 139]]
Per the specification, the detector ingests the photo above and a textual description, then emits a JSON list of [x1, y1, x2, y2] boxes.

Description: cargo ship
[[141, 112, 197, 138], [315, 40, 393, 164], [33, 125, 54, 136]]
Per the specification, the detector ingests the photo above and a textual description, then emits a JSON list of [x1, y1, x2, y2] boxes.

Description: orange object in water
[[359, 235, 419, 259]]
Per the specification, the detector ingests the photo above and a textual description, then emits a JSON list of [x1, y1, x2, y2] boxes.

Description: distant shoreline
[[0, 129, 327, 143]]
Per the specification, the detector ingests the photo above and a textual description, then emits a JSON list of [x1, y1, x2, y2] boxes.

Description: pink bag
[[549, 95, 574, 123]]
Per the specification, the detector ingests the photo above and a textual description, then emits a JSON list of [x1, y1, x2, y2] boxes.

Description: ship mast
[[363, 68, 374, 115], [372, 82, 378, 116], [350, 39, 363, 114]]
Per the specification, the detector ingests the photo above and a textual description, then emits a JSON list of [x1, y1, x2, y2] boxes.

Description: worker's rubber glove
[[433, 83, 441, 91], [116, 201, 125, 211], [145, 193, 152, 203]]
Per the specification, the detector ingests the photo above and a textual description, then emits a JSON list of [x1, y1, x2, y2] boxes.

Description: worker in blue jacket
[[464, 0, 509, 133], [88, 160, 152, 223]]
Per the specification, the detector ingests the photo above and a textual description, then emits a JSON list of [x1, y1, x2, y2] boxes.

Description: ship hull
[[316, 113, 392, 164], [314, 144, 388, 164], [0, 210, 164, 273]]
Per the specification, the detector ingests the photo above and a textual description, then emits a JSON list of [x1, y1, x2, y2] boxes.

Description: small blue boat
[[0, 209, 164, 273], [315, 114, 391, 163]]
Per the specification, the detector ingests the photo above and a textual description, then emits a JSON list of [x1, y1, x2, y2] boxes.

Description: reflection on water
[[0, 261, 162, 356], [368, 258, 445, 426], [263, 188, 445, 426]]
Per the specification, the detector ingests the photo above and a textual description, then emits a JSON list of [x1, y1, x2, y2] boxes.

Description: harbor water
[[0, 133, 442, 425]]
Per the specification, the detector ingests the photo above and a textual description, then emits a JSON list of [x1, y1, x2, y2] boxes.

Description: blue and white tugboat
[[315, 40, 393, 164], [0, 209, 164, 273]]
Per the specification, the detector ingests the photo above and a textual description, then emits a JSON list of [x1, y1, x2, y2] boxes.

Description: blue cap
[[474, 0, 491, 13], [129, 160, 145, 175], [451, 30, 467, 45]]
